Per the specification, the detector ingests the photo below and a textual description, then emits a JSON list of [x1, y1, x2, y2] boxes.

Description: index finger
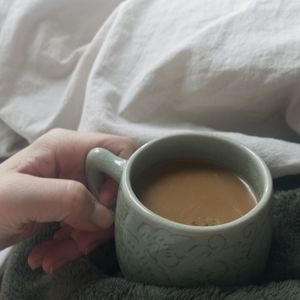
[[1, 129, 136, 183]]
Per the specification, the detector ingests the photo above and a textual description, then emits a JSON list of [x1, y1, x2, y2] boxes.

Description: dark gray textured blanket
[[1, 187, 300, 299]]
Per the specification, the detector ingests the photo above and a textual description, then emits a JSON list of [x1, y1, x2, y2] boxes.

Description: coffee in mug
[[133, 160, 257, 226]]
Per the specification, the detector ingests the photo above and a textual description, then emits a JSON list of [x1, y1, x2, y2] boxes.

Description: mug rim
[[123, 133, 273, 233]]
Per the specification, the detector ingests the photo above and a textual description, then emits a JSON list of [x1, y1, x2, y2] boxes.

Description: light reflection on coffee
[[134, 160, 257, 226]]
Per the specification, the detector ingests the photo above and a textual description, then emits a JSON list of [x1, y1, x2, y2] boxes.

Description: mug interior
[[128, 134, 271, 226]]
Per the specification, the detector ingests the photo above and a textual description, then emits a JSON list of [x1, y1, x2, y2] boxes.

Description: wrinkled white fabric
[[0, 0, 300, 177]]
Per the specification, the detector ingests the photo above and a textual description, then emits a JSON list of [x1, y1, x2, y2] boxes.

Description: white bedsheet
[[0, 0, 300, 269], [1, 0, 300, 178]]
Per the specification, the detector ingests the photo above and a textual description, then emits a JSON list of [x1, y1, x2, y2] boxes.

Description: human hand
[[0, 129, 136, 273]]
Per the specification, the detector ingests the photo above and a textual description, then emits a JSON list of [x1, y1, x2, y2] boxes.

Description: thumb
[[3, 174, 114, 231]]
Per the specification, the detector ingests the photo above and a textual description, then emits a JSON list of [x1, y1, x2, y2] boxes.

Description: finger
[[43, 239, 81, 273], [70, 226, 114, 254], [29, 239, 81, 273], [42, 239, 82, 273], [98, 177, 118, 208], [28, 239, 57, 270], [30, 129, 137, 181], [0, 129, 136, 181], [53, 225, 73, 241], [45, 228, 114, 271], [28, 227, 114, 272], [2, 174, 114, 233]]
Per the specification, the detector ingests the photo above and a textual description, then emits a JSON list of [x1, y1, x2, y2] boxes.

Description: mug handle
[[85, 148, 127, 198]]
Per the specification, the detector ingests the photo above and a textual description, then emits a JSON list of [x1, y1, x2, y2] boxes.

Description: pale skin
[[0, 129, 136, 273]]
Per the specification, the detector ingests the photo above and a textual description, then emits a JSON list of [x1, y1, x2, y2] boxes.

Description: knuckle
[[35, 128, 70, 145], [46, 128, 69, 138], [103, 136, 137, 158], [32, 128, 74, 161], [125, 137, 137, 148], [0, 174, 28, 217], [119, 137, 137, 152], [0, 177, 13, 208], [64, 181, 92, 215]]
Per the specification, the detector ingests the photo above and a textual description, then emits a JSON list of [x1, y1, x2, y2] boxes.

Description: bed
[[0, 0, 300, 297]]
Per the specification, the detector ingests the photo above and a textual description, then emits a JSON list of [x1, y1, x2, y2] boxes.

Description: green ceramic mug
[[85, 133, 273, 287]]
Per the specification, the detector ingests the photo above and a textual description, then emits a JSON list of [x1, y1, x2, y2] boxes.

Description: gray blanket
[[1, 186, 300, 299]]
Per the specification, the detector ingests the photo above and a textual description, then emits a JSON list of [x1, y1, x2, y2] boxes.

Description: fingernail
[[44, 264, 53, 274], [28, 261, 40, 270], [28, 256, 42, 270], [92, 203, 114, 229]]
